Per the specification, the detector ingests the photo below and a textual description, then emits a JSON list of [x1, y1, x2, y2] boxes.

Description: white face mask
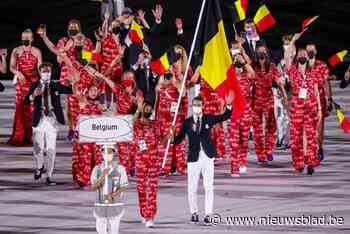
[[41, 72, 51, 82], [193, 106, 202, 115], [231, 48, 240, 56]]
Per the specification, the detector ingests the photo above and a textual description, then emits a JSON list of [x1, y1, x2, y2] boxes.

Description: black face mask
[[22, 40, 31, 46], [257, 52, 266, 61], [298, 57, 308, 65], [234, 62, 244, 69], [68, 29, 79, 37], [112, 27, 121, 35], [307, 51, 316, 59], [143, 112, 152, 119], [164, 73, 172, 80]]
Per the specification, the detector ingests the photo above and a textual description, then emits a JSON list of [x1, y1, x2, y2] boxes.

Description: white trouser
[[95, 209, 124, 234], [187, 150, 214, 215], [32, 116, 58, 178]]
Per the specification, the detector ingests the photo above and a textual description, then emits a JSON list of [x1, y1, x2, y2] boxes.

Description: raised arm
[[39, 29, 60, 56], [137, 10, 151, 30], [285, 33, 300, 71], [209, 91, 234, 125]]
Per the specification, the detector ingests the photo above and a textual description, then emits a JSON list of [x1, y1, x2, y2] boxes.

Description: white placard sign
[[77, 115, 133, 143]]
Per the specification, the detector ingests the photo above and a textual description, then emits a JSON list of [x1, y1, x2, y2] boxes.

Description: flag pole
[[162, 0, 207, 168], [233, 23, 238, 37]]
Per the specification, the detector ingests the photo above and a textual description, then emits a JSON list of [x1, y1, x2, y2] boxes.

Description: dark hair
[[68, 19, 81, 31], [244, 18, 254, 26], [255, 43, 271, 72], [193, 96, 204, 103], [39, 62, 53, 71]]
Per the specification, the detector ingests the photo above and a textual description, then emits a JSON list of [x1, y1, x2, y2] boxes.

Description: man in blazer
[[240, 19, 266, 61], [168, 92, 234, 225], [24, 62, 73, 185]]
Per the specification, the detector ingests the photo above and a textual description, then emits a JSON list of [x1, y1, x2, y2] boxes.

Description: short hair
[[244, 18, 254, 26], [193, 96, 204, 103], [39, 62, 53, 71]]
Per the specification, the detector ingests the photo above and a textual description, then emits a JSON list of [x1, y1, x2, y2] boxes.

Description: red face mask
[[122, 80, 133, 88]]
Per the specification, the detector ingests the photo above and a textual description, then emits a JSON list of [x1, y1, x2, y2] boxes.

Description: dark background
[[0, 0, 349, 80]]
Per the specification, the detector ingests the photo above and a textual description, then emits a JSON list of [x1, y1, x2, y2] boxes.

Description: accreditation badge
[[298, 88, 307, 99], [139, 139, 147, 151], [170, 102, 177, 113]]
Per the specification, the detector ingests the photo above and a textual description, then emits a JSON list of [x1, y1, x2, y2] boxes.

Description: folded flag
[[328, 50, 348, 67], [129, 20, 144, 45], [232, 0, 248, 23], [149, 49, 182, 76], [253, 4, 276, 33], [82, 51, 103, 63], [195, 0, 246, 119], [301, 15, 319, 32], [335, 103, 350, 133]]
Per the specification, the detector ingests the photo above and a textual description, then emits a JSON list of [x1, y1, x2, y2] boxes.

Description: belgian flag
[[301, 15, 319, 32], [334, 102, 350, 133], [82, 51, 103, 63], [253, 4, 275, 32], [232, 0, 248, 23], [195, 0, 246, 119], [149, 48, 182, 76], [129, 20, 144, 45], [328, 50, 348, 67]]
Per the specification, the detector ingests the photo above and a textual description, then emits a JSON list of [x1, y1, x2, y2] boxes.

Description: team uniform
[[133, 119, 161, 221], [200, 80, 226, 159], [252, 63, 280, 162], [311, 60, 330, 118], [228, 70, 253, 174], [156, 82, 187, 176], [287, 65, 320, 170], [8, 49, 39, 146]]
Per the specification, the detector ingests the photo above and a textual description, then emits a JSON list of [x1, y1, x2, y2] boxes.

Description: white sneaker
[[239, 166, 247, 174], [141, 217, 146, 224], [231, 173, 240, 178], [145, 220, 154, 228]]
